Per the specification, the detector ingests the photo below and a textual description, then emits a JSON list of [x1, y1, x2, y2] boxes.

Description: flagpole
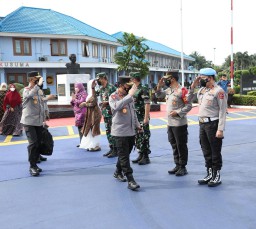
[[180, 0, 184, 87], [230, 0, 234, 88]]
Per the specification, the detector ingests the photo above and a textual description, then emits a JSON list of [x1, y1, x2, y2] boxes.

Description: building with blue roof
[[0, 6, 197, 95]]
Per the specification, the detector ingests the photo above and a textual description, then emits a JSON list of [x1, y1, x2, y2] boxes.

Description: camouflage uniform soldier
[[95, 72, 117, 158], [130, 72, 151, 165]]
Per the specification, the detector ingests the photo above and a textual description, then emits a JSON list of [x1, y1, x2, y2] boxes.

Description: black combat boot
[[168, 165, 179, 174], [126, 174, 140, 191], [198, 168, 212, 185], [29, 167, 40, 176], [138, 151, 150, 165], [175, 166, 188, 176], [132, 153, 143, 163], [113, 171, 127, 182], [208, 170, 222, 187], [107, 147, 118, 158], [103, 146, 113, 157]]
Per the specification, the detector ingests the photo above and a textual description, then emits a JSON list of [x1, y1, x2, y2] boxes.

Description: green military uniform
[[130, 72, 151, 165], [95, 72, 117, 157]]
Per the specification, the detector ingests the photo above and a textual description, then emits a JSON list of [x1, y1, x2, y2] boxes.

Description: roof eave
[[0, 32, 119, 46]]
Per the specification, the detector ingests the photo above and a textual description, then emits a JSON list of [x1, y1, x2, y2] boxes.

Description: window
[[110, 47, 116, 63], [82, 41, 90, 57], [102, 45, 107, 59], [7, 73, 27, 86], [51, 39, 67, 56], [92, 43, 98, 58], [13, 38, 31, 56]]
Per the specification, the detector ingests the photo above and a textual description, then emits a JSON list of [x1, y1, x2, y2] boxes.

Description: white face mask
[[10, 88, 15, 92]]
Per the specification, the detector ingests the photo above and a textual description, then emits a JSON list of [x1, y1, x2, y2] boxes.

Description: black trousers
[[115, 136, 135, 182], [24, 125, 44, 167], [199, 120, 223, 170], [167, 125, 188, 167]]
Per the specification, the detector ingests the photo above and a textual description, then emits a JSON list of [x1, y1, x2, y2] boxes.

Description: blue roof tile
[[0, 7, 117, 42], [112, 32, 194, 61]]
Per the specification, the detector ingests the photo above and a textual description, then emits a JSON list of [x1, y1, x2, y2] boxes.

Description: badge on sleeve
[[218, 92, 224, 99]]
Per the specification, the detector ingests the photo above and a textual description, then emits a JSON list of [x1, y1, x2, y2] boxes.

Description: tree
[[189, 51, 213, 70], [114, 32, 150, 78]]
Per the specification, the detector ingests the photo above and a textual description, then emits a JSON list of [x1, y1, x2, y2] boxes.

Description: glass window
[[51, 39, 67, 56], [92, 43, 98, 58], [102, 45, 107, 58], [13, 38, 31, 56], [110, 47, 116, 62], [82, 41, 90, 57]]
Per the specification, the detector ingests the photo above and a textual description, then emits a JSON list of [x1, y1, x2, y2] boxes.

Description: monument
[[57, 54, 90, 103]]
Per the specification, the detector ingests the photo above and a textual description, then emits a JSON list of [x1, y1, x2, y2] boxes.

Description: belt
[[199, 117, 219, 123]]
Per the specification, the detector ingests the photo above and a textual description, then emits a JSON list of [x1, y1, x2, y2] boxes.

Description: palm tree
[[114, 32, 150, 78]]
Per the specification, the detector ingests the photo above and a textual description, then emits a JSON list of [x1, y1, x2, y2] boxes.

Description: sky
[[0, 0, 255, 66]]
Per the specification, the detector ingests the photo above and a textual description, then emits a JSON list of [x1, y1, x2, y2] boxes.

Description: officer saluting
[[109, 76, 142, 191], [156, 70, 192, 176], [190, 68, 227, 187]]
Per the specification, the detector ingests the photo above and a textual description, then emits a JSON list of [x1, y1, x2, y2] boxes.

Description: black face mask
[[97, 79, 102, 86], [164, 79, 171, 87], [200, 78, 209, 87]]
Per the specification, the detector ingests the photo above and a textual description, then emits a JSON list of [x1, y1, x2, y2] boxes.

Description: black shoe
[[138, 157, 150, 165], [175, 167, 188, 176], [168, 165, 179, 174], [35, 165, 42, 173], [128, 181, 140, 191], [198, 168, 212, 185], [103, 149, 112, 157], [107, 151, 118, 158], [76, 144, 80, 147], [208, 170, 222, 187], [113, 172, 127, 182], [29, 167, 40, 176], [40, 155, 47, 161], [132, 154, 143, 163]]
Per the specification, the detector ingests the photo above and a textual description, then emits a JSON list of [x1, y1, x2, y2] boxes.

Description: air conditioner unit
[[39, 57, 45, 61]]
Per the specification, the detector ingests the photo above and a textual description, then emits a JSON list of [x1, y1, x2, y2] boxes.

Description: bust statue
[[65, 54, 80, 74]]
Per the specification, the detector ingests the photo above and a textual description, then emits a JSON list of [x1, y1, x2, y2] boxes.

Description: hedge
[[232, 94, 256, 106]]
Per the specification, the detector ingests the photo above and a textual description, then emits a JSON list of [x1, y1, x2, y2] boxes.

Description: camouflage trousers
[[135, 122, 151, 154], [103, 117, 115, 147]]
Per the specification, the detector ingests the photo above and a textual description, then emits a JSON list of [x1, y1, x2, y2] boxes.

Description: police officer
[[190, 68, 227, 187], [95, 72, 117, 157], [20, 71, 45, 176], [129, 72, 151, 165], [156, 70, 192, 176], [109, 76, 142, 191]]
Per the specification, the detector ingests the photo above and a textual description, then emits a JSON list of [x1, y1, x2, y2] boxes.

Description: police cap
[[27, 71, 41, 78], [163, 70, 179, 81], [118, 75, 131, 85]]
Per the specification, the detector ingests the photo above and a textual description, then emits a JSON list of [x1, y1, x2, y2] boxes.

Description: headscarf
[[3, 84, 22, 110], [0, 82, 7, 91], [75, 83, 87, 100]]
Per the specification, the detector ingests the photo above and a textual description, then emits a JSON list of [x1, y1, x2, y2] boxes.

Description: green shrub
[[247, 91, 256, 96], [232, 94, 256, 106], [234, 85, 240, 94]]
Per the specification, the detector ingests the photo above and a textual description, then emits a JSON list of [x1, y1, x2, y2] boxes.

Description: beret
[[199, 68, 216, 76]]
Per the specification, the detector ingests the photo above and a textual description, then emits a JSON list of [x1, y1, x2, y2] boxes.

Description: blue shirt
[[217, 80, 230, 93]]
